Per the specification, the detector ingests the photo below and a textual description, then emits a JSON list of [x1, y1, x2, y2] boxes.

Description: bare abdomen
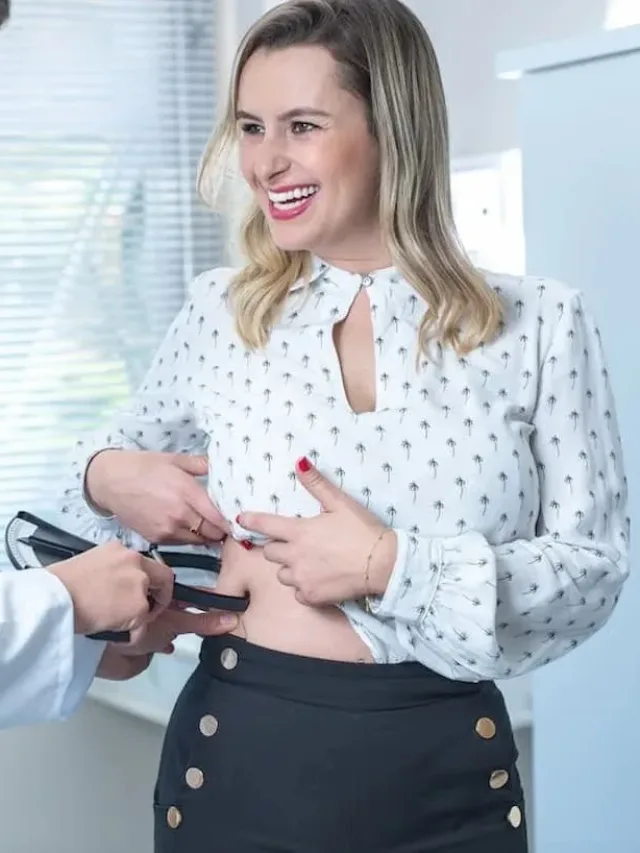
[[215, 538, 374, 662]]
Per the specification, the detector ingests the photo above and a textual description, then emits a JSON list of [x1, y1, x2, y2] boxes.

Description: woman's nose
[[255, 137, 290, 183]]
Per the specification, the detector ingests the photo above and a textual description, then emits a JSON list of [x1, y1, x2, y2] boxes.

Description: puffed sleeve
[[368, 292, 630, 681], [0, 570, 105, 728], [59, 271, 218, 547]]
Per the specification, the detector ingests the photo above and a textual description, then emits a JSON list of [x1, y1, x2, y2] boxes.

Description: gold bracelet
[[363, 528, 389, 609]]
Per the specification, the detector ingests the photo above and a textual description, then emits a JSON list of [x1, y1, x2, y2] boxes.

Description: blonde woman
[[63, 1, 629, 850]]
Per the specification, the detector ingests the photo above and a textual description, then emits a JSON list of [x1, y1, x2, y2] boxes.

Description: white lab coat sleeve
[[0, 571, 105, 729]]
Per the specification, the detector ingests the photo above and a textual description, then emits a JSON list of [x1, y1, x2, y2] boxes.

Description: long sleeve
[[61, 271, 216, 546], [368, 292, 630, 681], [0, 571, 105, 729]]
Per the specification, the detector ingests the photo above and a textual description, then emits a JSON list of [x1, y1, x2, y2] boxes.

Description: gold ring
[[189, 516, 204, 536]]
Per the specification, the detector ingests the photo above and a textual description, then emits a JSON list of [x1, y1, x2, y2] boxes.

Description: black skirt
[[154, 635, 528, 853]]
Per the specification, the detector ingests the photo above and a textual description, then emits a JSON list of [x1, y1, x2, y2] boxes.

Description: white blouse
[[62, 258, 630, 682]]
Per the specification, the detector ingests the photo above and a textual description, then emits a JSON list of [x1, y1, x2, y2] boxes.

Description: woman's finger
[[167, 521, 222, 545], [277, 566, 296, 588], [197, 518, 228, 542], [237, 511, 297, 541], [155, 523, 214, 546], [263, 541, 291, 565], [186, 483, 231, 535], [294, 588, 309, 605]]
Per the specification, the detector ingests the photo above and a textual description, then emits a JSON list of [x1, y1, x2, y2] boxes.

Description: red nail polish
[[235, 514, 242, 525], [240, 539, 254, 551], [297, 456, 312, 473]]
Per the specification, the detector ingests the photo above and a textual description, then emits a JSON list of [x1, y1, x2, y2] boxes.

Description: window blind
[[0, 0, 224, 568]]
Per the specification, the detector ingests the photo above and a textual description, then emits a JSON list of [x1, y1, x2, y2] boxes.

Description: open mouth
[[267, 185, 319, 216]]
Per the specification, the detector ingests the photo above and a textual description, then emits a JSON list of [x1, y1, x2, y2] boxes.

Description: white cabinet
[[497, 26, 640, 853]]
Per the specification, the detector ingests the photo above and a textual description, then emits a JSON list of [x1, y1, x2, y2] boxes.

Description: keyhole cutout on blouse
[[332, 287, 377, 414]]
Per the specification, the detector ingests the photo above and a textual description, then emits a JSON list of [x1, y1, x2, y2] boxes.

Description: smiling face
[[236, 45, 386, 269]]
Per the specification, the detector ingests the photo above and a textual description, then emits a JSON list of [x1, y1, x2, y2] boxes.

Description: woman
[[62, 1, 629, 850]]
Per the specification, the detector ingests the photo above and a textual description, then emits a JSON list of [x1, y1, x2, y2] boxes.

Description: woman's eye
[[291, 121, 317, 134], [240, 122, 263, 136]]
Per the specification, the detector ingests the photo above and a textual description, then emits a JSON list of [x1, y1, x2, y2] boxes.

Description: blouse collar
[[291, 254, 417, 297], [283, 255, 426, 329]]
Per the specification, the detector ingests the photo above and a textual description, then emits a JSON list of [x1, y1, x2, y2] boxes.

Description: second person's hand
[[118, 606, 240, 657], [49, 541, 175, 636], [96, 605, 240, 681]]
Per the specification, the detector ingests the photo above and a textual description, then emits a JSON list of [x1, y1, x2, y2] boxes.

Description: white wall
[[0, 702, 164, 853], [407, 0, 610, 158], [513, 29, 640, 851]]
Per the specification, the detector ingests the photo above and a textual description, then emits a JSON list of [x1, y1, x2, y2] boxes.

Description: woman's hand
[[237, 457, 398, 607], [96, 606, 240, 681], [85, 449, 228, 545]]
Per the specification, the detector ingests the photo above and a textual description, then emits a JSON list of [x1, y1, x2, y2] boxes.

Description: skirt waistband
[[199, 635, 495, 712]]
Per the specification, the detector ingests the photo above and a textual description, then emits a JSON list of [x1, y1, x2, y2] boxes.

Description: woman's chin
[[269, 236, 313, 254], [266, 221, 321, 255]]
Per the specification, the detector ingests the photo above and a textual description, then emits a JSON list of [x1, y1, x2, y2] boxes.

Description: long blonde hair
[[197, 0, 503, 355]]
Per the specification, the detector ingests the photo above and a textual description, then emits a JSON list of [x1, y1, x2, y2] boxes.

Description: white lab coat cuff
[[0, 571, 103, 728]]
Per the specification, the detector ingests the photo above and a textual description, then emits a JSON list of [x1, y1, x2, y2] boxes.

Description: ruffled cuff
[[366, 528, 442, 621], [81, 448, 119, 520], [62, 442, 150, 549], [366, 530, 495, 625]]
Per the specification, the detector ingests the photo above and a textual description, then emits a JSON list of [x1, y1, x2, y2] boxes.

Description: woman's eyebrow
[[235, 107, 331, 121]]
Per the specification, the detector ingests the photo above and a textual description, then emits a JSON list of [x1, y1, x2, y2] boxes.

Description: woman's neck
[[313, 239, 393, 276]]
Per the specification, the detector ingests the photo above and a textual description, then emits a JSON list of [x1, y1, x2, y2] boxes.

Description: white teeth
[[268, 185, 319, 204]]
